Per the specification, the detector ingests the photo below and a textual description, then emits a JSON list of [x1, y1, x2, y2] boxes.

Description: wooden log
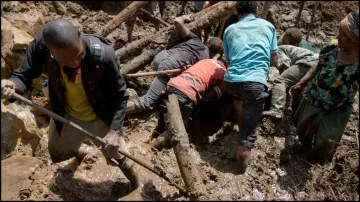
[[116, 1, 235, 61], [166, 1, 236, 49], [261, 1, 270, 19], [125, 68, 184, 78], [115, 25, 173, 61], [217, 17, 227, 38], [99, 1, 149, 37], [306, 1, 320, 41], [139, 8, 171, 27], [165, 94, 207, 200], [120, 48, 162, 75], [295, 1, 306, 28]]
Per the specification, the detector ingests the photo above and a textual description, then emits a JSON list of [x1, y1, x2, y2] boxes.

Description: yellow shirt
[[60, 67, 97, 121]]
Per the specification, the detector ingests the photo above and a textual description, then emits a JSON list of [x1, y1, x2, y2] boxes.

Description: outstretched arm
[[173, 16, 191, 38]]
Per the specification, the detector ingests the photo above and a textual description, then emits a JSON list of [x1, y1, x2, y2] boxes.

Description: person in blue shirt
[[223, 1, 278, 174]]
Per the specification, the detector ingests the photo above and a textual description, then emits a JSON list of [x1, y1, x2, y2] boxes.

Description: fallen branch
[[356, 131, 359, 150], [125, 68, 184, 78], [306, 1, 320, 40], [140, 8, 171, 27], [99, 1, 149, 37], [166, 1, 236, 49], [120, 48, 162, 75], [295, 1, 306, 28], [261, 2, 270, 19], [217, 17, 227, 38], [116, 1, 236, 62], [165, 94, 207, 200]]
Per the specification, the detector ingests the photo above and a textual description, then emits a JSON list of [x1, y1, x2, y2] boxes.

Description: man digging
[[1, 19, 140, 190]]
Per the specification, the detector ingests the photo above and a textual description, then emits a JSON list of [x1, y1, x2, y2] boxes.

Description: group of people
[[1, 1, 358, 189]]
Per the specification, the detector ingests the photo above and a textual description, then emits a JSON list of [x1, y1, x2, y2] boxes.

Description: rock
[[30, 96, 51, 116], [52, 1, 67, 15], [1, 57, 13, 79], [1, 156, 42, 200], [12, 28, 33, 51], [1, 17, 33, 51], [67, 2, 85, 16], [1, 102, 41, 159], [2, 11, 45, 37], [1, 17, 32, 71], [267, 7, 280, 29]]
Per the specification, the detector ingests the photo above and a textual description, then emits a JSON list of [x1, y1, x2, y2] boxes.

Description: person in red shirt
[[152, 58, 227, 149]]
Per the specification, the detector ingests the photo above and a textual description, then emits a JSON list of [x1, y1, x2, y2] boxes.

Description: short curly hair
[[235, 1, 257, 15], [206, 37, 223, 56], [283, 28, 303, 45]]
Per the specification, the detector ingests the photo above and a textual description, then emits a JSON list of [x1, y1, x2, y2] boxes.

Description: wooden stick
[[12, 92, 188, 196], [99, 1, 149, 37], [295, 1, 306, 28], [125, 68, 184, 78], [356, 131, 359, 150], [165, 94, 207, 200], [261, 1, 270, 19], [139, 8, 171, 27], [217, 17, 227, 38], [306, 1, 320, 41]]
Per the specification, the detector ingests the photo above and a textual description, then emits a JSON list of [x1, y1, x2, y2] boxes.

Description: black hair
[[284, 28, 303, 45], [206, 37, 223, 56], [235, 1, 257, 15], [43, 19, 79, 49]]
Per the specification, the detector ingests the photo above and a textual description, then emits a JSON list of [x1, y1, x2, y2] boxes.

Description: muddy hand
[[290, 83, 304, 96], [100, 130, 125, 161], [1, 79, 17, 99]]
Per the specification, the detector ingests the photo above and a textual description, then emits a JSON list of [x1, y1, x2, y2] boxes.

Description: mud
[[1, 1, 359, 201]]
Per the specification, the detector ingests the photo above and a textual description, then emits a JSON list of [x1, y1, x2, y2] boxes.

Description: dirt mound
[[1, 1, 358, 201]]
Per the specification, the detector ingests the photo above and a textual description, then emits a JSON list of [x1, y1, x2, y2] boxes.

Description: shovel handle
[[12, 93, 188, 196]]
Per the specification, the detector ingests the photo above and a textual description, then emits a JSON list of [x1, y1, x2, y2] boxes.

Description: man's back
[[167, 32, 209, 67], [168, 59, 226, 104], [277, 45, 319, 73], [223, 14, 277, 86]]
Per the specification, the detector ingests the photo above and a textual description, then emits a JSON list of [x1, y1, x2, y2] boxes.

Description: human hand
[[1, 79, 17, 99], [101, 130, 126, 160], [290, 82, 305, 95]]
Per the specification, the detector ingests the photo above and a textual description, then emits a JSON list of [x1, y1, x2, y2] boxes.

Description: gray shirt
[[167, 32, 209, 67], [277, 45, 319, 73]]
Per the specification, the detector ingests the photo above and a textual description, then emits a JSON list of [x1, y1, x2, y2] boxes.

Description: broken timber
[[295, 1, 306, 28], [166, 1, 236, 49], [99, 1, 149, 37], [118, 1, 236, 74], [139, 8, 171, 27], [120, 47, 162, 75], [125, 68, 184, 78], [306, 1, 320, 40], [165, 94, 207, 200]]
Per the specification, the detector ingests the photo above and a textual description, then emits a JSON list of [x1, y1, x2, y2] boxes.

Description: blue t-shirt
[[223, 14, 278, 86]]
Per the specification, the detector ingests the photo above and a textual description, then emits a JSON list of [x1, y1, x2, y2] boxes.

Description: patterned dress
[[304, 44, 359, 111]]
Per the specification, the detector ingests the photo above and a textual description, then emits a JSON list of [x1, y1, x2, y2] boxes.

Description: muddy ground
[[1, 1, 359, 201]]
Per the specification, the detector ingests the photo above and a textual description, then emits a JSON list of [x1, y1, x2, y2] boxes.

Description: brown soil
[[1, 1, 358, 201]]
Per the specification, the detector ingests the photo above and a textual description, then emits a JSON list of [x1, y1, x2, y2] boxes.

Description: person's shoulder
[[224, 22, 238, 34], [256, 18, 276, 29], [82, 34, 118, 63]]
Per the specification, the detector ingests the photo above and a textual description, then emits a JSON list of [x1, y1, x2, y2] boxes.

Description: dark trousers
[[225, 81, 269, 148], [167, 86, 195, 126]]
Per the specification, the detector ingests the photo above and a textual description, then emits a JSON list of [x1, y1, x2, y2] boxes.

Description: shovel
[[12, 93, 188, 196]]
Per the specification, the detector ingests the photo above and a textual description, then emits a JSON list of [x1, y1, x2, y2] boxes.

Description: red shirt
[[168, 59, 226, 104]]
